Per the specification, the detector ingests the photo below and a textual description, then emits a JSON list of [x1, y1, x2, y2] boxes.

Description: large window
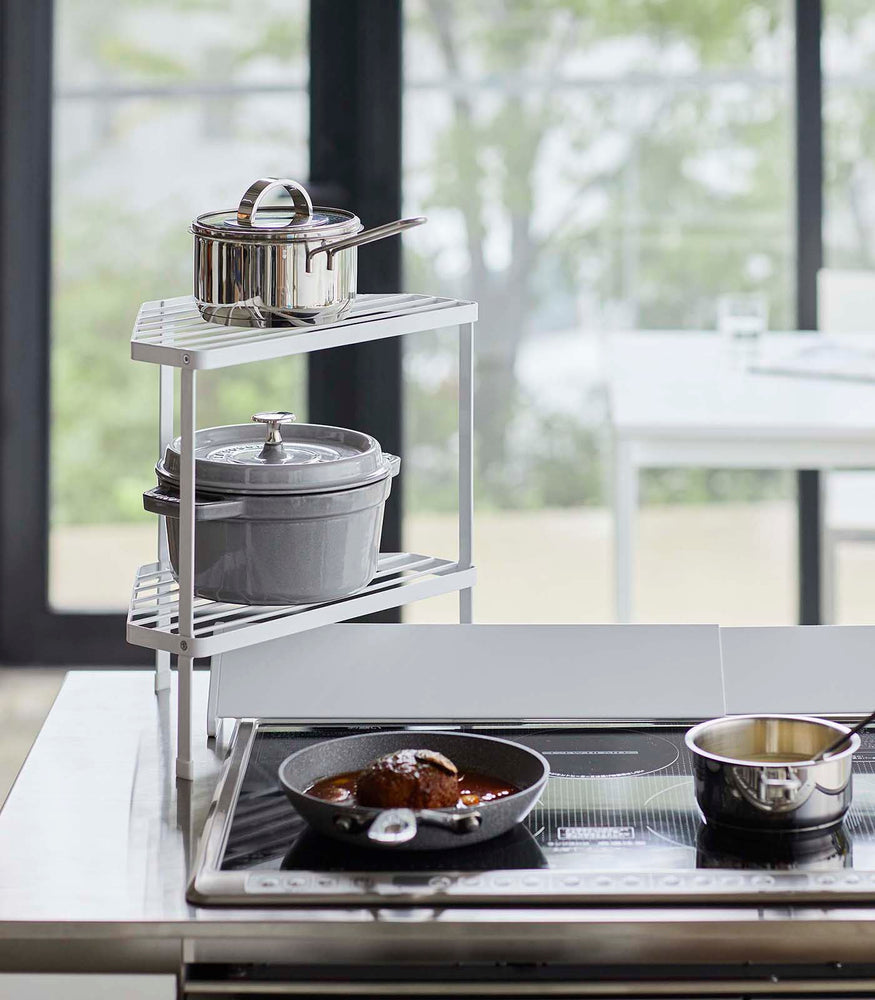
[[402, 0, 796, 624], [51, 0, 309, 611], [0, 0, 861, 661]]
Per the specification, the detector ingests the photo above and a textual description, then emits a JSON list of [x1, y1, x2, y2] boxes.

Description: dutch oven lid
[[190, 177, 361, 242], [158, 412, 390, 494]]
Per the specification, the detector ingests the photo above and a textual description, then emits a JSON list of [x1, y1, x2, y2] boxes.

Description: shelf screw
[[179, 640, 188, 652], [182, 354, 191, 365]]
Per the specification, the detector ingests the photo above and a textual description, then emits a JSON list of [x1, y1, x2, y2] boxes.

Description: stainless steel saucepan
[[686, 714, 860, 834], [278, 731, 550, 851], [191, 177, 426, 328]]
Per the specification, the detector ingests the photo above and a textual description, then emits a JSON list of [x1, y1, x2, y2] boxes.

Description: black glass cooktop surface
[[191, 723, 875, 905]]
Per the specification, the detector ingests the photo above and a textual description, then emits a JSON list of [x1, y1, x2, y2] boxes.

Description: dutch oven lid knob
[[252, 411, 297, 461]]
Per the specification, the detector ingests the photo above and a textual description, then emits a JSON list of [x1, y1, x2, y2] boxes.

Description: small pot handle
[[729, 764, 815, 814], [236, 177, 313, 227], [143, 485, 247, 522], [306, 217, 427, 273], [385, 453, 401, 478], [759, 774, 804, 791], [363, 807, 482, 847]]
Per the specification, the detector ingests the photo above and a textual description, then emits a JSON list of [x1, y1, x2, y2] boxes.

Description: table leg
[[613, 439, 637, 623], [821, 528, 837, 625]]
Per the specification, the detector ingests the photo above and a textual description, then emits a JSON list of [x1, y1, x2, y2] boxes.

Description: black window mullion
[[308, 0, 404, 622], [794, 0, 824, 625], [0, 0, 52, 662]]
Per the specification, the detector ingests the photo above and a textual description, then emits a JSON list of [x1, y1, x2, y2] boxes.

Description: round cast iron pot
[[143, 412, 400, 605]]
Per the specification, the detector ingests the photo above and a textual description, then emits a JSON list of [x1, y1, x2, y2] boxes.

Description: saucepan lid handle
[[236, 178, 313, 227]]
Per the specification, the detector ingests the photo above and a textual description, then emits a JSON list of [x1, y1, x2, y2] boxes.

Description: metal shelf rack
[[128, 292, 477, 779]]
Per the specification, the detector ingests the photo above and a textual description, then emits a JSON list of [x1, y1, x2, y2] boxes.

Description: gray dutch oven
[[278, 731, 550, 851], [143, 411, 399, 605], [686, 714, 859, 835], [192, 177, 426, 328]]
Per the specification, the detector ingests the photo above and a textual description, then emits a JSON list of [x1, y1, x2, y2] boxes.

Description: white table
[[606, 332, 875, 622]]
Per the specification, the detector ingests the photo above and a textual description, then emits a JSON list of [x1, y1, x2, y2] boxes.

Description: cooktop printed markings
[[642, 779, 701, 850], [515, 730, 681, 778]]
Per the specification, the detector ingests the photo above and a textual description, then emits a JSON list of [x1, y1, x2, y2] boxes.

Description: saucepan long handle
[[306, 217, 427, 273]]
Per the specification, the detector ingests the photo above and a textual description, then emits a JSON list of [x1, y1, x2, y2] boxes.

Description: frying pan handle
[[363, 807, 482, 846], [305, 217, 427, 273]]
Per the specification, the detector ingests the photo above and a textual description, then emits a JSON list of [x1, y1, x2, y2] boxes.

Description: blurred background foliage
[[51, 0, 875, 526], [401, 0, 796, 513]]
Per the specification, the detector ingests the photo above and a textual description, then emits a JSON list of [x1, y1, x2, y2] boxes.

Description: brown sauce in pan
[[306, 768, 519, 808]]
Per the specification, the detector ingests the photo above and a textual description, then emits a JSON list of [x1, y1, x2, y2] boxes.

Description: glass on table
[[717, 293, 770, 344]]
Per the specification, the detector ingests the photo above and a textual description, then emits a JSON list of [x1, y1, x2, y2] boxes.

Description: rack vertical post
[[154, 363, 174, 693], [458, 322, 474, 624], [176, 367, 197, 780]]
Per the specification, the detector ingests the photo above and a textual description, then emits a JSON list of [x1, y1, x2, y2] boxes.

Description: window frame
[[0, 0, 828, 664]]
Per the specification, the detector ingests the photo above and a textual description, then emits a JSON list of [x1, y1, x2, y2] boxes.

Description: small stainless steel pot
[[686, 714, 860, 834], [143, 411, 400, 605], [278, 731, 550, 851], [192, 177, 426, 328]]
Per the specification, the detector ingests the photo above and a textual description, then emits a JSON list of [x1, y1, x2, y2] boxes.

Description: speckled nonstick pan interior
[[278, 731, 550, 851]]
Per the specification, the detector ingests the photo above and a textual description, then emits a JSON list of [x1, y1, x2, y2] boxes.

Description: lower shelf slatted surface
[[127, 553, 475, 657]]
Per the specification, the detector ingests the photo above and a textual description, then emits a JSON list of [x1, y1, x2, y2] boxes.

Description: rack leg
[[459, 321, 474, 624], [154, 652, 171, 693], [177, 653, 194, 780], [206, 652, 222, 739], [155, 363, 175, 693], [613, 437, 637, 624], [177, 366, 197, 780]]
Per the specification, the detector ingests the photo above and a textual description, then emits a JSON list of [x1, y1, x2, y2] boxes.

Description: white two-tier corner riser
[[128, 292, 477, 780]]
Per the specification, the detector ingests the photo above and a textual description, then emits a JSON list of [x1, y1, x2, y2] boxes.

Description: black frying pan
[[278, 731, 550, 850]]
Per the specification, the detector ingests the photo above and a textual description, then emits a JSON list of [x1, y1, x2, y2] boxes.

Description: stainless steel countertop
[[3, 671, 875, 976]]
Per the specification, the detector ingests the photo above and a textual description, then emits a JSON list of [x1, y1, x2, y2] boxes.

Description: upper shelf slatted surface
[[131, 293, 478, 369]]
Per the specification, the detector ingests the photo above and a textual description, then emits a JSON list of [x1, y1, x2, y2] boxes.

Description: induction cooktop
[[188, 721, 875, 906]]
